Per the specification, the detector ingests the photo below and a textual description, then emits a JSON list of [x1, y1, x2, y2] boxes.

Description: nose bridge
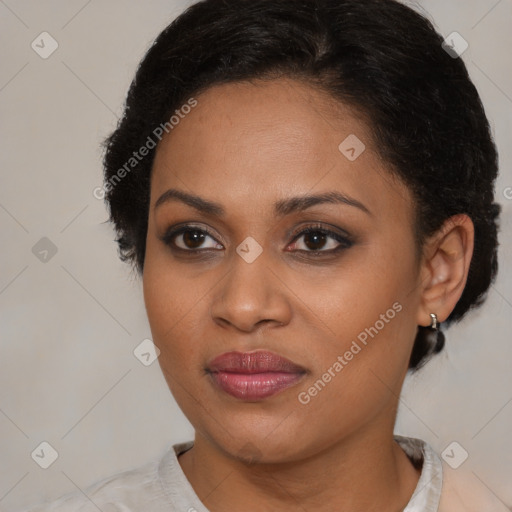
[[210, 246, 290, 331]]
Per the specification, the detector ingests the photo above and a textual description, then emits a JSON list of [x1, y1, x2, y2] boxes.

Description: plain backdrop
[[1, 0, 511, 510]]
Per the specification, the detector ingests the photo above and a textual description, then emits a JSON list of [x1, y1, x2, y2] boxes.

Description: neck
[[178, 423, 421, 512]]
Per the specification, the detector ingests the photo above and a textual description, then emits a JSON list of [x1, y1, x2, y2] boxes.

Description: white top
[[23, 436, 509, 512]]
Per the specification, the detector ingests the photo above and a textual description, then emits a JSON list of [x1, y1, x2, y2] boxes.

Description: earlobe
[[415, 214, 475, 327]]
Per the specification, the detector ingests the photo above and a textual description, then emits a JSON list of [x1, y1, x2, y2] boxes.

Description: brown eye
[[181, 229, 207, 249], [162, 226, 223, 251], [289, 225, 353, 254], [301, 231, 329, 251]]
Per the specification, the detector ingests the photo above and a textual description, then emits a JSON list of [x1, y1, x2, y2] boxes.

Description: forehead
[[150, 78, 412, 220]]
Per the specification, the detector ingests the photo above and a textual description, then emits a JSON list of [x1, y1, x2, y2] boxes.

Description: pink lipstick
[[207, 350, 306, 400]]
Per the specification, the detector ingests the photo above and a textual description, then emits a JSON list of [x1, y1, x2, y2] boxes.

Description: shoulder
[[396, 435, 510, 512], [22, 447, 178, 512], [438, 463, 510, 512]]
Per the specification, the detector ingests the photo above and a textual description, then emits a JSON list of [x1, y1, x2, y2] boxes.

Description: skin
[[142, 78, 474, 512]]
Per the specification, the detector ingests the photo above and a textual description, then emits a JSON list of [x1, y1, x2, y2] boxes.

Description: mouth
[[206, 350, 307, 401]]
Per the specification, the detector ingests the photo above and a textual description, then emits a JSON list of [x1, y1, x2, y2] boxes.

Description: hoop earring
[[429, 312, 445, 353]]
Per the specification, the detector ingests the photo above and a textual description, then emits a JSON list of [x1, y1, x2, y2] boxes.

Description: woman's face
[[143, 78, 425, 463]]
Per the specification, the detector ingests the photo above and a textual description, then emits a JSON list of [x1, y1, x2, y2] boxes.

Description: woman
[[26, 0, 507, 510]]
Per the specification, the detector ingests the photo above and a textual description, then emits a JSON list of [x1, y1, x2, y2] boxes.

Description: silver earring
[[429, 312, 445, 352]]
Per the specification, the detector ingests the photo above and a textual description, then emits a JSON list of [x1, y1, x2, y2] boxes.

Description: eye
[[162, 225, 222, 252], [288, 224, 353, 254], [161, 222, 353, 256]]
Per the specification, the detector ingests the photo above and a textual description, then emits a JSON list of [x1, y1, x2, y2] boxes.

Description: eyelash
[[161, 223, 353, 257]]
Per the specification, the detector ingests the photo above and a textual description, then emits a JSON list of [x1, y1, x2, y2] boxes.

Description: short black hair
[[102, 0, 501, 371]]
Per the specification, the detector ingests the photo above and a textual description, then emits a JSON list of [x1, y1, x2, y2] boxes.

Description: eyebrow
[[154, 188, 371, 217]]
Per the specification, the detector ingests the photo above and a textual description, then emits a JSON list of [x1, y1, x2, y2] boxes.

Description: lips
[[208, 351, 306, 373], [206, 351, 306, 400]]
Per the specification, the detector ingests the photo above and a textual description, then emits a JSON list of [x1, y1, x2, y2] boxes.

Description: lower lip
[[209, 371, 305, 400]]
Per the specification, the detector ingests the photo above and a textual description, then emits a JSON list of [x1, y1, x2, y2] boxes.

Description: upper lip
[[207, 350, 306, 374]]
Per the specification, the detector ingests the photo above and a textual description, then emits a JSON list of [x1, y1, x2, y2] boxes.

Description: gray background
[[0, 0, 511, 510]]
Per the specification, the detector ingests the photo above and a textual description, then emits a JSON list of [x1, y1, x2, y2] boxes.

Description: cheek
[[143, 252, 219, 432], [142, 241, 208, 368], [291, 235, 414, 340], [292, 241, 418, 409], [293, 305, 415, 448], [143, 267, 211, 424]]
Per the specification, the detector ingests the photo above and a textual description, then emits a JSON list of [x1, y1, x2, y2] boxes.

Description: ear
[[415, 214, 474, 327]]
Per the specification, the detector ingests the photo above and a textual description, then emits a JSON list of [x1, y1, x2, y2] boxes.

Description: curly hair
[[101, 0, 501, 371]]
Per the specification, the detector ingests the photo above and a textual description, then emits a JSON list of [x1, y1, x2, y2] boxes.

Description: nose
[[210, 251, 292, 333]]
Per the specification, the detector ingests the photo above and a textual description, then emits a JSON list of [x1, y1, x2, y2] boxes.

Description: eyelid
[[288, 222, 353, 244]]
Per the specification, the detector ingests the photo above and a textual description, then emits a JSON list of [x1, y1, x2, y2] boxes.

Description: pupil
[[304, 231, 326, 250], [183, 230, 205, 248]]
